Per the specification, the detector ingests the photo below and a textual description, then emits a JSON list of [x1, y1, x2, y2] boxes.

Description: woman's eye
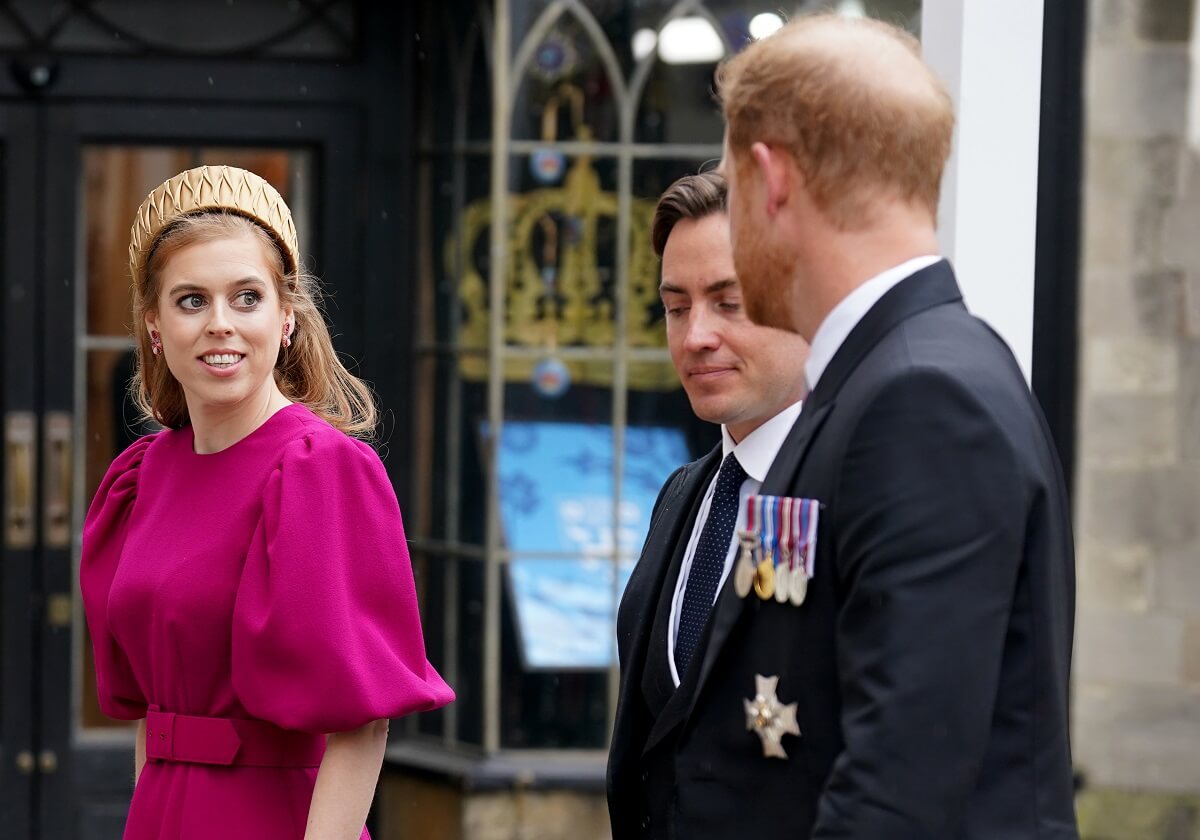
[[179, 294, 205, 310], [236, 290, 261, 307]]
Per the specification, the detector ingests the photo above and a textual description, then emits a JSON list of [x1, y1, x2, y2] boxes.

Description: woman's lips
[[197, 353, 245, 377]]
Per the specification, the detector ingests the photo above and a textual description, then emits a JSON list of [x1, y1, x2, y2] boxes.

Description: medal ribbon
[[797, 499, 808, 576], [802, 500, 818, 577], [790, 497, 801, 574], [777, 498, 788, 569], [753, 495, 765, 556], [777, 494, 787, 568], [761, 496, 776, 562]]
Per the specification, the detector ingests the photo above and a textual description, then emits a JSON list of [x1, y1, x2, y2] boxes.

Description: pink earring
[[282, 322, 292, 349], [150, 331, 162, 356]]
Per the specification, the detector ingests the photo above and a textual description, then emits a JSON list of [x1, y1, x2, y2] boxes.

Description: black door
[[1, 99, 38, 840]]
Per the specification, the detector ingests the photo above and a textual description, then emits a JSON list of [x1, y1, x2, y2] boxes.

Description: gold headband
[[128, 165, 300, 285]]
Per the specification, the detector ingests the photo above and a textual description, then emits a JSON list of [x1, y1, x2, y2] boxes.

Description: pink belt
[[145, 706, 324, 768]]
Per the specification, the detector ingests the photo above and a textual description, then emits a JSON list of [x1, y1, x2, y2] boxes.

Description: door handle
[[4, 412, 37, 549], [43, 411, 72, 549]]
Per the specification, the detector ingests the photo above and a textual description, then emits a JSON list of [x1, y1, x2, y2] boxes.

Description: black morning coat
[[607, 261, 1079, 839]]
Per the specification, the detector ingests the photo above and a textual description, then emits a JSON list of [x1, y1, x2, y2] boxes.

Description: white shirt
[[805, 255, 943, 392], [666, 400, 803, 686]]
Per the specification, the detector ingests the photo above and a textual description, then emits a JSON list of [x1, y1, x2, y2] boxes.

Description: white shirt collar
[[719, 400, 803, 483], [804, 255, 943, 392]]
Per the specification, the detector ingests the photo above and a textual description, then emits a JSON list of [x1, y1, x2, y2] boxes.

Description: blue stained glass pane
[[488, 421, 690, 669]]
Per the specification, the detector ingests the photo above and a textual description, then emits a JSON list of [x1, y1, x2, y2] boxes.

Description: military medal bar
[[735, 494, 819, 607]]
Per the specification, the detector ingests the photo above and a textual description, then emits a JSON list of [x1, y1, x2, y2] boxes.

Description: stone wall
[[1075, 0, 1200, 829]]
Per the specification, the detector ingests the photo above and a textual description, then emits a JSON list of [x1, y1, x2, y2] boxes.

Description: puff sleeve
[[232, 428, 454, 733], [80, 436, 154, 720]]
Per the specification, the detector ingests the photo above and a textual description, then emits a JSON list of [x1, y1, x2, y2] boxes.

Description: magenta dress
[[80, 404, 453, 839]]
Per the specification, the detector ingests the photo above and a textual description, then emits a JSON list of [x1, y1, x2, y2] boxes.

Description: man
[[710, 13, 1078, 839], [607, 171, 809, 838]]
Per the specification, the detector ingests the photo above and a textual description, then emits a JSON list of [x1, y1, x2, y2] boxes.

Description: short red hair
[[718, 14, 954, 229]]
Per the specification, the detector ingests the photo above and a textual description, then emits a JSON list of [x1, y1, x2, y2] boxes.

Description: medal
[[743, 674, 801, 759], [790, 498, 819, 606], [754, 558, 775, 600], [774, 561, 790, 604], [735, 533, 757, 598], [790, 570, 808, 605], [734, 496, 760, 599], [774, 497, 792, 604], [754, 496, 776, 600]]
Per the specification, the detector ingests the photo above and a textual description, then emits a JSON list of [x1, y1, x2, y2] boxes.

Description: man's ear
[[750, 142, 794, 218]]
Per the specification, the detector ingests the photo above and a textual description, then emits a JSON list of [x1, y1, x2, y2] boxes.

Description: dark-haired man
[[607, 170, 809, 839]]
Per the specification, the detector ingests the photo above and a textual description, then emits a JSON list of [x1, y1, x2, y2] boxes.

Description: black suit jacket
[[607, 261, 1078, 839]]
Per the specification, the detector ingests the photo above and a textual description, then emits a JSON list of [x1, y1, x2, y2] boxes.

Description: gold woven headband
[[128, 165, 300, 285]]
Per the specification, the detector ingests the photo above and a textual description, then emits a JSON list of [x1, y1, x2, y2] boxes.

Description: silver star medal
[[743, 674, 800, 759]]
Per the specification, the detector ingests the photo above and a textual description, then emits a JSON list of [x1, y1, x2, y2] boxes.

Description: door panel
[[1, 102, 37, 840]]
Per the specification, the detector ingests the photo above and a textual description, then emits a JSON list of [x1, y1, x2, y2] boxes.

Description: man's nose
[[682, 308, 721, 352]]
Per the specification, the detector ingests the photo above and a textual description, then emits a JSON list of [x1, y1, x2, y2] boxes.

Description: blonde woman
[[80, 166, 452, 840]]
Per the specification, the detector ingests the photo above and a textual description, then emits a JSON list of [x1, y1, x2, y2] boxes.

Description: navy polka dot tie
[[675, 453, 747, 678]]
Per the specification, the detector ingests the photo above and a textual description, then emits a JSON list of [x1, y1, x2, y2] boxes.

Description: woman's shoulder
[[258, 406, 397, 525], [273, 404, 383, 472], [98, 430, 167, 485], [83, 431, 169, 538]]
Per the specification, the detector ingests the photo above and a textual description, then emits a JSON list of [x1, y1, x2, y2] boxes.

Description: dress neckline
[[186, 403, 306, 458]]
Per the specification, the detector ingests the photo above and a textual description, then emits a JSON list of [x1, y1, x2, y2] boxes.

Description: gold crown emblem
[[128, 165, 300, 283], [451, 154, 678, 391]]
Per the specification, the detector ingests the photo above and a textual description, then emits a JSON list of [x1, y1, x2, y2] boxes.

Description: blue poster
[[492, 421, 690, 669]]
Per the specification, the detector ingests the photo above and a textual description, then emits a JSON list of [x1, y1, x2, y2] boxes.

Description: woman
[[81, 165, 453, 840]]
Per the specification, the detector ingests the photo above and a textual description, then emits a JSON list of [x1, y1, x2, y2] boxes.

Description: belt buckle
[[145, 706, 176, 763]]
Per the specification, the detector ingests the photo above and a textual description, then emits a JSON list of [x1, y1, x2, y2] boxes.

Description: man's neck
[[726, 395, 804, 445], [793, 217, 940, 343]]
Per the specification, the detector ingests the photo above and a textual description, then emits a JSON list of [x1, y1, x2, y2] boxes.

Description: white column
[[922, 0, 1045, 383]]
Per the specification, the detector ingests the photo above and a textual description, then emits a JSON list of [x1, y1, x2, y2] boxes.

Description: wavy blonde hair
[[130, 212, 377, 439]]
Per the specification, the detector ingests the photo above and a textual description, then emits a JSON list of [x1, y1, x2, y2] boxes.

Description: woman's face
[[145, 233, 293, 418]]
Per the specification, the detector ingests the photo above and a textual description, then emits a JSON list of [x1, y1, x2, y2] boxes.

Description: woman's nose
[[205, 303, 235, 335]]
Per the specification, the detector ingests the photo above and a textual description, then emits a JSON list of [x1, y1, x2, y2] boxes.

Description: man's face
[[660, 211, 808, 441], [722, 134, 804, 334]]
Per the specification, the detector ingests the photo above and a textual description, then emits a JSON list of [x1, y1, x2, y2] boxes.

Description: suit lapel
[[803, 259, 963, 414], [639, 465, 718, 717], [613, 448, 720, 750]]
